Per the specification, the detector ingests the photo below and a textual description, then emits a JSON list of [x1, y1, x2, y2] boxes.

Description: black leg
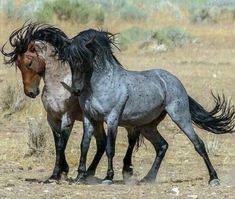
[[122, 127, 138, 181], [102, 123, 118, 184], [183, 125, 219, 185], [75, 116, 94, 182], [45, 114, 73, 183], [140, 125, 168, 183], [87, 123, 106, 176], [167, 109, 220, 186]]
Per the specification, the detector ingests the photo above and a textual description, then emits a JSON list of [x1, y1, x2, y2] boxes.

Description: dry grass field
[[0, 3, 235, 198]]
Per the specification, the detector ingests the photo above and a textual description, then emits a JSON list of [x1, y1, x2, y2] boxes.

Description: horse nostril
[[29, 92, 34, 97], [73, 89, 81, 96]]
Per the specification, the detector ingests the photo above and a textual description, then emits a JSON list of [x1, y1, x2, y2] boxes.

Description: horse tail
[[129, 128, 145, 151], [188, 93, 235, 134]]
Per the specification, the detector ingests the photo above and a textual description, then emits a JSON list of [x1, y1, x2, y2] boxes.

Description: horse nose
[[29, 92, 35, 97], [27, 88, 40, 98], [73, 88, 81, 96]]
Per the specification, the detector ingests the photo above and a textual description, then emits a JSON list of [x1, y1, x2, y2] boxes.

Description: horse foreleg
[[45, 113, 74, 183], [86, 122, 106, 177], [102, 113, 120, 185], [75, 115, 94, 183]]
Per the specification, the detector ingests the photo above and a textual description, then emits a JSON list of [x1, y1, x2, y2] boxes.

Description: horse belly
[[120, 92, 165, 126]]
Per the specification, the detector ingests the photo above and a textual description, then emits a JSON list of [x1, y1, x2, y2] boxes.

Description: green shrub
[[119, 27, 150, 49], [35, 0, 106, 24], [120, 4, 147, 21], [151, 26, 190, 48], [34, 2, 54, 22]]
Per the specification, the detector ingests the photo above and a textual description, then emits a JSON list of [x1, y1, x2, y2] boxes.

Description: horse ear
[[60, 82, 74, 94]]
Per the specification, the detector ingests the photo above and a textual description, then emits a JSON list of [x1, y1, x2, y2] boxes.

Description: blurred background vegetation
[[1, 0, 235, 50]]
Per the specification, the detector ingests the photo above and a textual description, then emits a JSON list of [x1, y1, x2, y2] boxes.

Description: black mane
[[62, 29, 120, 67], [1, 22, 69, 65]]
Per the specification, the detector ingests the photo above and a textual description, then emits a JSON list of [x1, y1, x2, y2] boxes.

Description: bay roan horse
[[37, 27, 235, 186], [1, 23, 140, 183]]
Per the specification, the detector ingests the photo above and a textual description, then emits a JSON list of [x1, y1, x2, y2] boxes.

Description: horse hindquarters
[[165, 95, 220, 185]]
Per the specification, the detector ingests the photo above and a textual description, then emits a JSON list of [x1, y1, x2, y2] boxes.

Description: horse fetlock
[[122, 165, 133, 175], [106, 170, 114, 180], [61, 161, 69, 173], [122, 166, 133, 181], [86, 169, 95, 177], [75, 170, 87, 182]]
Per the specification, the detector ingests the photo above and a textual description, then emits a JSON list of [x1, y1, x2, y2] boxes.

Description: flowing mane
[[1, 22, 69, 65], [62, 29, 121, 67]]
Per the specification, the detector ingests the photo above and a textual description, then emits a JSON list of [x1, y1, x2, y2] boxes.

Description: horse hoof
[[209, 178, 220, 186], [102, 179, 113, 185]]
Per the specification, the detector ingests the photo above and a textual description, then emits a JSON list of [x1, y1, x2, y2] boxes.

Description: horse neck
[[93, 54, 123, 75], [42, 56, 71, 89], [89, 56, 123, 89]]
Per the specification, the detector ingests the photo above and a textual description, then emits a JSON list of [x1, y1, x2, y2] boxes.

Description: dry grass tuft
[[1, 80, 28, 117], [24, 117, 49, 157]]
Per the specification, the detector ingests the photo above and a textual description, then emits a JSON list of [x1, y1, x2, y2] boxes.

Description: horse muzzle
[[25, 88, 40, 98]]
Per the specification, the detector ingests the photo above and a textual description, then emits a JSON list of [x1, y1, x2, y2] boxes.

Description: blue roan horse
[[35, 26, 235, 186]]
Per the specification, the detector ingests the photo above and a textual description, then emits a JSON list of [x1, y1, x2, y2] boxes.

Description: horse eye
[[27, 61, 32, 68]]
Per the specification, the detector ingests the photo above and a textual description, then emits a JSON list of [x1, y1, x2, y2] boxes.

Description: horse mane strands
[[1, 21, 69, 66]]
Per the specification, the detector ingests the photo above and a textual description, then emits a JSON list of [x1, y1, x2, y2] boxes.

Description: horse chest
[[42, 88, 69, 115], [80, 96, 107, 121]]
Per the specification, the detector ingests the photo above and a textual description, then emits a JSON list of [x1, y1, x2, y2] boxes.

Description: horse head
[[16, 41, 46, 98], [2, 21, 69, 98]]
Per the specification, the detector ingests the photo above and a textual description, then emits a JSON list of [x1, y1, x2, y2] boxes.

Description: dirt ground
[[0, 13, 235, 199]]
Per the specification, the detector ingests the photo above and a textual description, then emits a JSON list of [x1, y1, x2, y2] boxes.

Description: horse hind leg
[[166, 102, 220, 186], [122, 127, 139, 181], [139, 124, 168, 183]]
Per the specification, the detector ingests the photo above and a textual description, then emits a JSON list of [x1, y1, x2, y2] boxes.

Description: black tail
[[128, 128, 145, 151], [188, 93, 235, 134]]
